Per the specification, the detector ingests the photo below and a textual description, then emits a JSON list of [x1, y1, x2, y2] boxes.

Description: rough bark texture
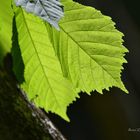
[[0, 68, 66, 140]]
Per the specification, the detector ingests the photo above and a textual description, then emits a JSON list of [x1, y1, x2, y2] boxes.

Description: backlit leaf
[[14, 7, 78, 121], [52, 0, 128, 94]]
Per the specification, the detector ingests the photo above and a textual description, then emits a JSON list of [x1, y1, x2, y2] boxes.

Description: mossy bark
[[0, 68, 66, 140]]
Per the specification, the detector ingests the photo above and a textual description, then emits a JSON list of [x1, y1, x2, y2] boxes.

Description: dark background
[[48, 0, 140, 140]]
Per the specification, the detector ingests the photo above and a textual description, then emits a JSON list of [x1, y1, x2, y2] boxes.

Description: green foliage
[[0, 0, 128, 121], [0, 0, 13, 65], [52, 1, 128, 94], [14, 7, 78, 121]]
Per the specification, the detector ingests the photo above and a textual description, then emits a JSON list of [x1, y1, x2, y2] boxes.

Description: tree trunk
[[0, 68, 66, 140]]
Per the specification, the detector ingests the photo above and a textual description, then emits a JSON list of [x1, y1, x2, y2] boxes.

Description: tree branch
[[0, 68, 67, 140]]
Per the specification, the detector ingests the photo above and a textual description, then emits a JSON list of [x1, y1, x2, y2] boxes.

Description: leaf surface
[[52, 0, 128, 93], [14, 7, 78, 121], [0, 0, 13, 64], [13, 0, 128, 121]]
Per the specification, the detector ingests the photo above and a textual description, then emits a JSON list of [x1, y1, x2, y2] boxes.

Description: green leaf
[[13, 0, 128, 122], [0, 0, 13, 65], [52, 1, 128, 93], [14, 7, 78, 121]]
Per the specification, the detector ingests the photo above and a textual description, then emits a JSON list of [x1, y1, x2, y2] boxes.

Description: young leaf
[[52, 1, 128, 94], [0, 0, 13, 65], [15, 0, 64, 30], [14, 7, 79, 121]]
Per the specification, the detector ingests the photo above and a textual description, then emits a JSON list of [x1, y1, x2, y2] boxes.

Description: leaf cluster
[[0, 0, 128, 121]]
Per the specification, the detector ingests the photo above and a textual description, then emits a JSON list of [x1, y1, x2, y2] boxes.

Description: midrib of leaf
[[77, 45, 89, 92], [59, 25, 126, 91], [68, 30, 119, 34], [89, 59, 98, 90], [20, 8, 63, 112], [77, 41, 123, 50], [60, 17, 104, 24], [63, 7, 86, 13]]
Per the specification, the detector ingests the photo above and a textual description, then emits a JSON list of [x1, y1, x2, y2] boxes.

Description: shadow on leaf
[[11, 17, 25, 84]]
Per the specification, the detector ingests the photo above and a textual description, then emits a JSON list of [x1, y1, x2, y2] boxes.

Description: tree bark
[[0, 68, 66, 140]]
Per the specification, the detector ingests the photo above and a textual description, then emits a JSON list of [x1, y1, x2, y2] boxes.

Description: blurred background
[[48, 0, 140, 140]]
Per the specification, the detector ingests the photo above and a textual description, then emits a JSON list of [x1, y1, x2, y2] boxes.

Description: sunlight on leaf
[[0, 0, 13, 65], [14, 7, 79, 121], [12, 0, 128, 121], [52, 0, 128, 94]]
